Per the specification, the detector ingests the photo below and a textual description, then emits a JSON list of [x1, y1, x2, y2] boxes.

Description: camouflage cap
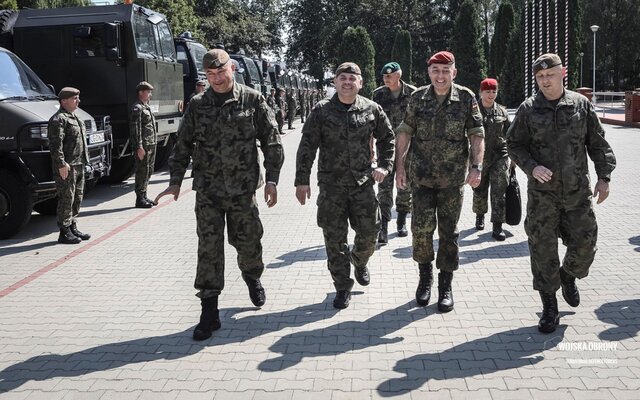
[[335, 62, 361, 76], [203, 49, 230, 69], [533, 53, 563, 74], [136, 81, 154, 91], [381, 62, 401, 75], [428, 51, 455, 66], [58, 87, 80, 99]]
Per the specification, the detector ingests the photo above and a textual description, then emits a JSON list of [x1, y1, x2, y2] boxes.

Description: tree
[[451, 0, 487, 90], [336, 26, 376, 98], [391, 28, 412, 84], [489, 0, 515, 78], [0, 0, 17, 9], [499, 12, 524, 108], [135, 0, 200, 42]]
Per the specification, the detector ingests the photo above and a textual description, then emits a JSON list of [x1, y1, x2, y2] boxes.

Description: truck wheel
[[154, 135, 175, 171], [33, 197, 58, 216], [0, 169, 33, 239], [100, 155, 135, 184]]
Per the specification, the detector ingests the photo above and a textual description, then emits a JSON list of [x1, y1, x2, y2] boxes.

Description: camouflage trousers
[[317, 183, 380, 291], [300, 105, 306, 123], [472, 158, 508, 223], [194, 192, 265, 299], [276, 112, 284, 135], [411, 185, 464, 272], [377, 165, 412, 222], [134, 143, 156, 196], [525, 187, 597, 293], [287, 108, 296, 128], [55, 164, 85, 228]]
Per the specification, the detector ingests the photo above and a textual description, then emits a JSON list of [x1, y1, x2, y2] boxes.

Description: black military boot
[[142, 192, 155, 207], [242, 274, 266, 307], [415, 263, 433, 306], [69, 222, 91, 241], [333, 290, 351, 309], [475, 214, 485, 230], [193, 296, 221, 341], [378, 218, 389, 244], [397, 212, 409, 237], [354, 266, 370, 286], [135, 193, 153, 208], [437, 271, 454, 312], [538, 291, 560, 333], [58, 226, 81, 244], [492, 222, 506, 241], [559, 267, 580, 307]]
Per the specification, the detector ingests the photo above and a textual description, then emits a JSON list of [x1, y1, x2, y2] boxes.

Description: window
[[157, 21, 176, 61], [73, 25, 105, 58], [133, 11, 157, 57]]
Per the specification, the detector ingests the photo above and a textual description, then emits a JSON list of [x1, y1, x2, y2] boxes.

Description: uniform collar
[[533, 89, 575, 109], [329, 93, 367, 111], [423, 84, 460, 103]]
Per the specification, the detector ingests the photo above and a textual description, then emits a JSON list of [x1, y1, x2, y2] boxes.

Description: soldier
[[48, 87, 91, 244], [267, 87, 278, 112], [275, 88, 286, 134], [188, 79, 207, 102], [306, 89, 313, 118], [472, 78, 511, 241], [286, 89, 297, 129], [298, 88, 307, 123], [396, 51, 485, 312], [372, 61, 417, 244], [130, 81, 157, 208], [507, 53, 616, 333], [155, 49, 284, 341], [295, 62, 395, 309]]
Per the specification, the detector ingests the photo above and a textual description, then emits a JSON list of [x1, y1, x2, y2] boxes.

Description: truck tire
[[154, 135, 175, 171], [33, 197, 57, 216], [0, 169, 33, 239], [100, 155, 135, 183]]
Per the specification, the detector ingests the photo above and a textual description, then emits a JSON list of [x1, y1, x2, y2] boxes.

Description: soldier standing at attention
[[507, 53, 616, 334], [155, 49, 284, 341], [287, 89, 297, 129], [267, 88, 279, 117], [299, 88, 307, 123], [48, 87, 91, 244], [130, 81, 157, 208], [372, 61, 417, 244], [472, 78, 511, 241], [396, 51, 485, 312], [295, 62, 395, 309], [275, 88, 286, 134]]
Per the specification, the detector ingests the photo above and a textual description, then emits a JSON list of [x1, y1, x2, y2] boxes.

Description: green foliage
[[135, 0, 200, 42], [17, 0, 88, 7], [499, 13, 525, 108], [336, 26, 376, 98], [451, 0, 487, 90], [489, 0, 515, 78], [391, 28, 412, 84], [0, 0, 18, 9]]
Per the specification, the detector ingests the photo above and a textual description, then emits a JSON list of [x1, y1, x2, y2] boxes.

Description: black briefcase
[[505, 167, 522, 226]]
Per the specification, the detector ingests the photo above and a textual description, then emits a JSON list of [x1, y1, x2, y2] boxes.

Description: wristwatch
[[471, 164, 483, 172]]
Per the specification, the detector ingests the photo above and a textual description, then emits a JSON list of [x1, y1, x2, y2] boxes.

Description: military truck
[[0, 47, 111, 239], [174, 32, 206, 104], [230, 52, 265, 94], [0, 4, 183, 183]]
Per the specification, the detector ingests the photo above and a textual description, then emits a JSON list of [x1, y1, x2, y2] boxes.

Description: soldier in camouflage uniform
[[48, 87, 91, 244], [396, 51, 485, 312], [295, 62, 395, 309], [130, 81, 157, 208], [372, 62, 417, 244], [507, 53, 616, 334], [275, 88, 285, 134], [306, 89, 313, 118], [472, 78, 511, 241], [286, 89, 297, 129], [298, 89, 307, 123], [155, 49, 284, 341]]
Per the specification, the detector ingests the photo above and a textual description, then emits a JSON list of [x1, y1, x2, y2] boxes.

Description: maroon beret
[[428, 51, 455, 66], [480, 78, 498, 91]]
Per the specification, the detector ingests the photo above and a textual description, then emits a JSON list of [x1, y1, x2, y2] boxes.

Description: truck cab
[[174, 32, 207, 105]]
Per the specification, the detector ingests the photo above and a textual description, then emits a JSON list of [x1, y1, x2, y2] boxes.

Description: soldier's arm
[[48, 116, 67, 169], [585, 101, 616, 182], [255, 96, 284, 185], [506, 104, 538, 176], [129, 105, 143, 149], [373, 105, 395, 173], [465, 96, 485, 164], [395, 97, 417, 175], [294, 107, 321, 186], [167, 104, 196, 188]]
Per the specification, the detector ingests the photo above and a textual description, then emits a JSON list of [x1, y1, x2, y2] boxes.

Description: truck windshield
[[243, 58, 261, 85], [0, 51, 56, 100], [187, 42, 207, 73], [132, 11, 176, 61]]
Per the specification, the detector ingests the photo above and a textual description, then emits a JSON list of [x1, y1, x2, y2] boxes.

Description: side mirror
[[104, 22, 122, 61]]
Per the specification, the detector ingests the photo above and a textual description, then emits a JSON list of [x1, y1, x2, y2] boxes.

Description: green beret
[[532, 53, 563, 74], [335, 62, 361, 76], [58, 87, 80, 100], [136, 81, 154, 91], [381, 62, 401, 75]]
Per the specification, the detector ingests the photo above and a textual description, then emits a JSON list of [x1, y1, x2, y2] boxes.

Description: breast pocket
[[228, 107, 256, 140], [415, 108, 436, 140]]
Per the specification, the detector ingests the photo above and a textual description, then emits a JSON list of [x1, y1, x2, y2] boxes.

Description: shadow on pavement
[[0, 240, 58, 255], [258, 301, 434, 372], [267, 245, 327, 269], [377, 325, 567, 397], [460, 240, 530, 265], [595, 299, 640, 341], [629, 235, 640, 252]]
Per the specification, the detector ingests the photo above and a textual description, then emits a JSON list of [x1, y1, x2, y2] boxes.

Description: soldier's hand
[[396, 170, 408, 190], [296, 185, 311, 205], [594, 179, 610, 204], [465, 168, 482, 188], [532, 165, 553, 183], [58, 164, 70, 180], [154, 185, 180, 204], [137, 147, 145, 160], [264, 183, 277, 208], [372, 167, 388, 183]]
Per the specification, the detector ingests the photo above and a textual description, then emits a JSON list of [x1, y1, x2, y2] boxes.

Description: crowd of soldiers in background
[[266, 87, 326, 134]]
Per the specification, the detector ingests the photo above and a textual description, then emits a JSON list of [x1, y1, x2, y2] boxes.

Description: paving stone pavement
[[0, 119, 639, 400]]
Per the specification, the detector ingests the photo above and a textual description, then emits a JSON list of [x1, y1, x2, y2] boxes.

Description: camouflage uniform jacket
[[287, 92, 297, 110], [480, 102, 510, 166], [129, 100, 157, 148], [295, 93, 395, 187], [48, 108, 89, 169], [397, 83, 485, 188], [372, 80, 417, 129], [169, 83, 284, 196], [507, 89, 616, 193], [267, 94, 279, 113]]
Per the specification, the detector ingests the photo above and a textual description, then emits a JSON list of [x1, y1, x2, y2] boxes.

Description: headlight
[[29, 125, 48, 139]]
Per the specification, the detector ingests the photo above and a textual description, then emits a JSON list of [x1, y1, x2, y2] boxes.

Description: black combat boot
[[135, 193, 153, 208], [242, 273, 266, 307], [415, 263, 433, 306], [69, 222, 91, 241], [538, 291, 560, 333], [193, 296, 221, 341], [475, 214, 485, 230], [142, 192, 155, 207], [58, 226, 81, 244], [437, 271, 454, 312], [397, 212, 409, 237], [492, 222, 506, 241], [354, 266, 370, 286], [333, 290, 351, 309], [378, 218, 389, 244], [559, 267, 580, 307]]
